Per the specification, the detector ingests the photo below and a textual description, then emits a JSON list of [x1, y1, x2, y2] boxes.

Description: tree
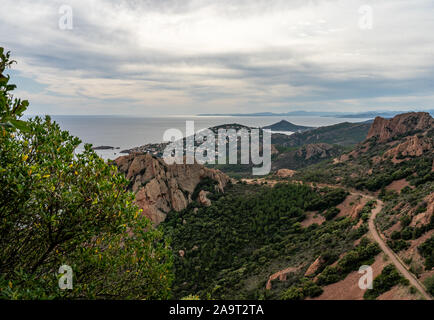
[[424, 275, 434, 296], [0, 47, 29, 131], [0, 49, 173, 299]]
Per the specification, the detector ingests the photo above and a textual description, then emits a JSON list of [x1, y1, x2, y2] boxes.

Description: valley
[[113, 112, 433, 300]]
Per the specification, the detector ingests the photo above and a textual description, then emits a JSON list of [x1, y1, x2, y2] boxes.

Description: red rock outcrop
[[383, 135, 433, 160], [305, 256, 323, 277], [266, 266, 299, 290], [366, 112, 433, 143], [115, 153, 230, 226], [276, 169, 296, 178], [411, 193, 434, 228], [198, 190, 212, 207]]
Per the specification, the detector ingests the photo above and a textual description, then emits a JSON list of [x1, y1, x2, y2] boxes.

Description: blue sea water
[[36, 115, 370, 160]]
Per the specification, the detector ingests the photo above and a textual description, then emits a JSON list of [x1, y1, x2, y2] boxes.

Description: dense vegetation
[[161, 182, 370, 299], [316, 238, 380, 286], [271, 122, 371, 147], [281, 279, 323, 300], [0, 49, 173, 299]]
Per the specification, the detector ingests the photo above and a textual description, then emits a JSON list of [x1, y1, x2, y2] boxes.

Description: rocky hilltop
[[366, 112, 433, 143], [337, 112, 433, 163], [115, 153, 230, 225]]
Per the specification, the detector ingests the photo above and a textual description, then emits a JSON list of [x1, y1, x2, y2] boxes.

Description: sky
[[1, 0, 434, 116]]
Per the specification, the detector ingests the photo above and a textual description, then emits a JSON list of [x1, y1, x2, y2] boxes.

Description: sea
[[34, 115, 371, 160]]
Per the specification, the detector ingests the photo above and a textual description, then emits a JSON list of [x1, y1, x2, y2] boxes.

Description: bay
[[41, 115, 371, 160]]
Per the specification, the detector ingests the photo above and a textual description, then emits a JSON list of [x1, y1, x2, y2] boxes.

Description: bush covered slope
[[161, 183, 378, 299]]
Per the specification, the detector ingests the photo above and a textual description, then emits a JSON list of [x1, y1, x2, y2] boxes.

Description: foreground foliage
[[0, 49, 173, 299]]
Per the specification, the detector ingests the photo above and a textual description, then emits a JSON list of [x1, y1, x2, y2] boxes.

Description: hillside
[[157, 112, 433, 300], [263, 120, 313, 132], [114, 112, 433, 300], [208, 121, 369, 177], [109, 112, 434, 300], [161, 182, 368, 299], [272, 143, 345, 171], [298, 112, 433, 189], [295, 112, 434, 298], [272, 121, 371, 147]]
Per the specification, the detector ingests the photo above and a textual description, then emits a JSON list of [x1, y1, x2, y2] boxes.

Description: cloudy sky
[[1, 0, 434, 115]]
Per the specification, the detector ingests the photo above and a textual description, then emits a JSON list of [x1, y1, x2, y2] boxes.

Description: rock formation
[[338, 112, 433, 163], [266, 266, 299, 290], [383, 135, 433, 161], [305, 256, 323, 277], [198, 190, 212, 207], [411, 193, 434, 228], [115, 153, 230, 226], [297, 143, 338, 160], [366, 112, 433, 143], [276, 169, 296, 178]]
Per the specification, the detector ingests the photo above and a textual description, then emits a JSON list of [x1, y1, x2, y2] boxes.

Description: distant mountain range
[[198, 109, 434, 118]]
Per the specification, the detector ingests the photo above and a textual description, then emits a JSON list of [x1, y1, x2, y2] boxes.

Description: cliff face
[[366, 112, 433, 143], [383, 135, 433, 160], [115, 153, 230, 226], [338, 112, 434, 163]]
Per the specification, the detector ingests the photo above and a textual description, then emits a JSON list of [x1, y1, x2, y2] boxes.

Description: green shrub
[[316, 238, 380, 286], [418, 236, 434, 270], [0, 49, 173, 299], [324, 207, 340, 220], [363, 265, 408, 300], [281, 279, 323, 300], [387, 239, 410, 252], [423, 275, 434, 295], [400, 215, 411, 228]]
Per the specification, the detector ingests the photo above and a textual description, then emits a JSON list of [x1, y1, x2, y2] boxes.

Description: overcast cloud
[[1, 0, 434, 115]]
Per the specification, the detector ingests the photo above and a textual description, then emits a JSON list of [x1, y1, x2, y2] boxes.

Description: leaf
[[10, 119, 29, 132], [15, 100, 29, 115]]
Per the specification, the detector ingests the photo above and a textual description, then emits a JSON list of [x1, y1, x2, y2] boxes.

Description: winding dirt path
[[242, 178, 432, 299], [368, 199, 432, 300]]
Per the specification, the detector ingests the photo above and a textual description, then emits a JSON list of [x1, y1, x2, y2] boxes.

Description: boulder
[[198, 190, 212, 207]]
